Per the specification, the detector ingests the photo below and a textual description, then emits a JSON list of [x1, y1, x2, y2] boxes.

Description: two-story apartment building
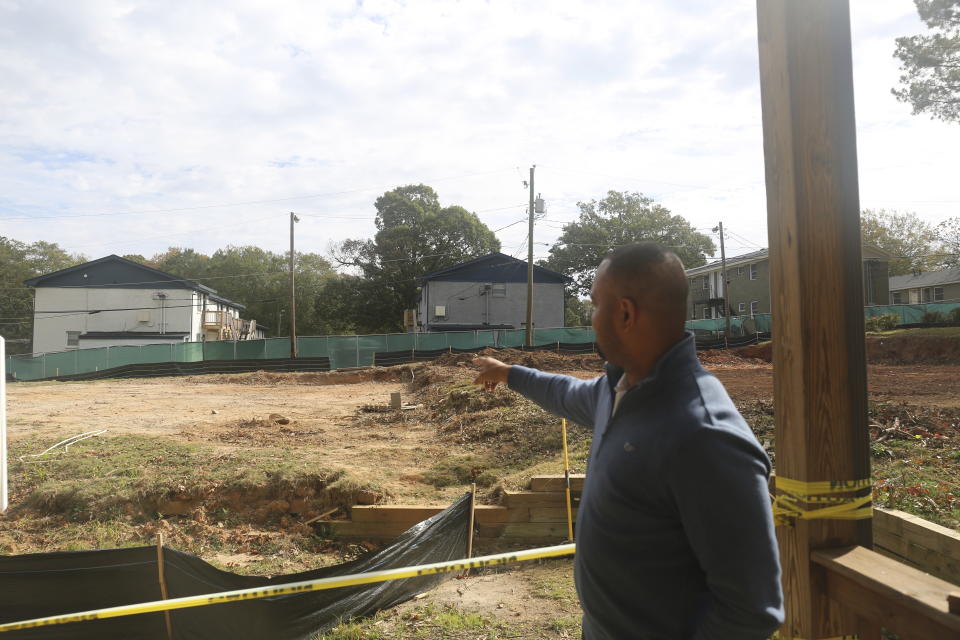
[[416, 253, 569, 332], [25, 255, 261, 355], [685, 246, 890, 320], [889, 267, 960, 304]]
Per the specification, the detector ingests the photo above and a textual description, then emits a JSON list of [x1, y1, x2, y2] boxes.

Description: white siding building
[[26, 255, 256, 355]]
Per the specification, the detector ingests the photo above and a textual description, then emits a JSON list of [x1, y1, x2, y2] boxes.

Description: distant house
[[416, 253, 570, 332], [684, 245, 891, 320], [889, 267, 960, 305], [25, 255, 262, 354]]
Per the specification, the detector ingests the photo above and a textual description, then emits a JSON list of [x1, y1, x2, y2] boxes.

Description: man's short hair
[[601, 243, 688, 327]]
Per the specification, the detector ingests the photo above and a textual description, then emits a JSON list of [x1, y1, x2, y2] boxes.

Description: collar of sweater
[[604, 331, 699, 396]]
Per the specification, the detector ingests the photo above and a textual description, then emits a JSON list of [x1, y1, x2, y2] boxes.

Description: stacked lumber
[[324, 474, 584, 542]]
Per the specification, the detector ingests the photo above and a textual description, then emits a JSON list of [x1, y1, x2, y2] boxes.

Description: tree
[[564, 295, 593, 327], [332, 185, 501, 333], [543, 191, 715, 296], [0, 237, 85, 354], [936, 217, 960, 267], [313, 275, 398, 335], [860, 209, 942, 275], [893, 0, 960, 123], [149, 245, 335, 336]]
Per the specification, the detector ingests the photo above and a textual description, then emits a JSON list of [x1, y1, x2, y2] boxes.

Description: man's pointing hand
[[472, 356, 511, 392]]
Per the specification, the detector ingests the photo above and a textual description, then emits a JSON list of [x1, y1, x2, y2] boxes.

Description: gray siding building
[[417, 253, 569, 332], [889, 267, 960, 304], [685, 245, 890, 320]]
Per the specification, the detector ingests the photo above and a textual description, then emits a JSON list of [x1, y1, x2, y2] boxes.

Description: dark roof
[[427, 323, 516, 331], [685, 244, 891, 276], [684, 249, 769, 276], [889, 267, 960, 291], [24, 255, 245, 309], [419, 253, 570, 284], [78, 331, 189, 339]]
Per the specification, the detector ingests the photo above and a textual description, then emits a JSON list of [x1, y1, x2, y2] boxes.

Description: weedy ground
[[3, 339, 959, 639]]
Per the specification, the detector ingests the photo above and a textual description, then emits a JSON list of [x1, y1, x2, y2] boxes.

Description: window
[[702, 276, 709, 290], [492, 283, 506, 298], [934, 287, 945, 302], [749, 263, 759, 280], [434, 305, 446, 318], [737, 266, 744, 277], [66, 331, 80, 347], [750, 300, 759, 316], [702, 307, 712, 319], [738, 302, 746, 313], [891, 291, 903, 305], [921, 287, 932, 303]]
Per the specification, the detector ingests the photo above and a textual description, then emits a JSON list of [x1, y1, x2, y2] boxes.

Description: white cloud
[[0, 0, 956, 267]]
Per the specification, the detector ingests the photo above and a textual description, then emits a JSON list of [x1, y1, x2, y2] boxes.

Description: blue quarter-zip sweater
[[507, 332, 784, 639]]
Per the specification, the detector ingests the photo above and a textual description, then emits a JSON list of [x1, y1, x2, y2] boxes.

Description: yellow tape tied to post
[[772, 477, 872, 527]]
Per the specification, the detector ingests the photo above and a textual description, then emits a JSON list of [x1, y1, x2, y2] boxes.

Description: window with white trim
[[702, 276, 709, 290], [921, 287, 932, 303], [750, 300, 759, 316], [934, 287, 945, 302], [703, 307, 712, 319], [737, 266, 744, 277], [66, 331, 80, 347], [492, 283, 506, 297], [738, 302, 746, 313], [749, 263, 759, 280], [891, 291, 903, 305]]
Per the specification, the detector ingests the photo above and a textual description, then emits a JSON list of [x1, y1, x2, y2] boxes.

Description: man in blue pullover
[[474, 243, 783, 639]]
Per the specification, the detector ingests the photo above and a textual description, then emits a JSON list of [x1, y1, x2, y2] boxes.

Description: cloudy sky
[[2, 0, 958, 269]]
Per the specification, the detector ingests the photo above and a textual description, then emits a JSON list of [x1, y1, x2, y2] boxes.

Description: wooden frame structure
[[756, 1, 959, 638]]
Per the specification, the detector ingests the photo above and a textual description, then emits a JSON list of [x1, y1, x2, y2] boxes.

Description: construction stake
[[463, 483, 477, 577], [156, 533, 173, 640], [561, 419, 574, 541]]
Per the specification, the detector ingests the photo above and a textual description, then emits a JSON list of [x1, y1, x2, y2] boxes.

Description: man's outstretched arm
[[473, 356, 601, 428]]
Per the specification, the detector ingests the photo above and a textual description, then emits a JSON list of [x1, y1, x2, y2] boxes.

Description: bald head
[[598, 243, 689, 331]]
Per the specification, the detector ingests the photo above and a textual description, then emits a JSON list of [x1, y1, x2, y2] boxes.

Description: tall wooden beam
[[756, 1, 872, 638]]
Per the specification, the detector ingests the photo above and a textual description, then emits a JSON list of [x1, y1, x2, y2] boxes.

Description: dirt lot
[[2, 343, 959, 639]]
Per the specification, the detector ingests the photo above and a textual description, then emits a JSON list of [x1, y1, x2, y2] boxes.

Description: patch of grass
[[545, 616, 581, 635], [7, 435, 378, 522], [867, 326, 960, 338], [529, 565, 578, 605], [315, 604, 507, 639], [423, 455, 497, 488]]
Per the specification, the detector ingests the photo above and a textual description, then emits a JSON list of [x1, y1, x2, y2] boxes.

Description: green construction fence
[[4, 328, 598, 382], [7, 303, 959, 382]]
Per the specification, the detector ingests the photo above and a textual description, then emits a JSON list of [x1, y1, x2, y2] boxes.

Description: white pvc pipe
[[1, 336, 7, 512]]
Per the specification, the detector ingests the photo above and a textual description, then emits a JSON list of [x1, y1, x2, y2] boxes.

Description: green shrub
[[922, 311, 947, 324], [865, 313, 899, 332]]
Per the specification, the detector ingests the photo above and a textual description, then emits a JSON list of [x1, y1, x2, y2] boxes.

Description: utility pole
[[289, 212, 299, 358], [714, 222, 731, 348], [525, 166, 535, 347]]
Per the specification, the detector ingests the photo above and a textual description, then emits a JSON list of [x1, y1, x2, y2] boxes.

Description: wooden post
[[464, 483, 477, 578], [156, 533, 173, 640], [757, 2, 872, 639]]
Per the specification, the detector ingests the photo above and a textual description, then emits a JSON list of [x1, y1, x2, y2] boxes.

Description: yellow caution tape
[[771, 634, 858, 640], [0, 543, 576, 633], [772, 476, 872, 527]]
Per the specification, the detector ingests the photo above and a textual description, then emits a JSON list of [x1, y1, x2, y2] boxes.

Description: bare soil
[[4, 344, 959, 637]]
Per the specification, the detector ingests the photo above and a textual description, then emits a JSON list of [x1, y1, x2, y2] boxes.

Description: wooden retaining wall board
[[872, 508, 960, 586]]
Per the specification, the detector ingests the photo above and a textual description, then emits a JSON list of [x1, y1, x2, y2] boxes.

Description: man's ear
[[618, 297, 638, 330]]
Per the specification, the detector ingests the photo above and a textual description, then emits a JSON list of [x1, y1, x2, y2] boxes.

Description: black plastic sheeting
[[27, 357, 331, 383], [0, 494, 471, 639], [372, 342, 598, 366]]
